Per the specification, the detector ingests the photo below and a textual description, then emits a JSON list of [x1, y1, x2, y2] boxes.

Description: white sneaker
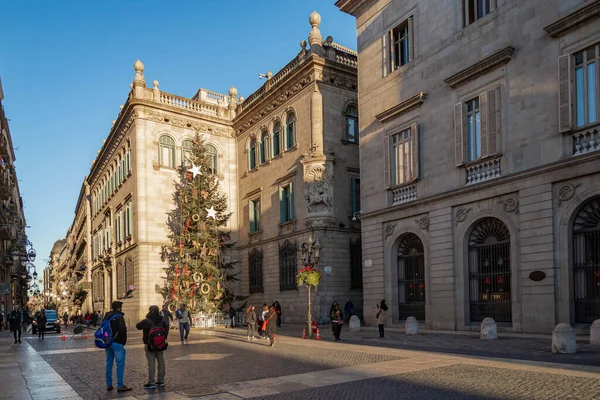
[[185, 339, 188, 344], [247, 336, 251, 340]]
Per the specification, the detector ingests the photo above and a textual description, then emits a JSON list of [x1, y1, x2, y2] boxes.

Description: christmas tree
[[161, 135, 243, 314]]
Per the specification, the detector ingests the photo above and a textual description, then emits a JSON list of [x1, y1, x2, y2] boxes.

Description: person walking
[[228, 305, 235, 329], [377, 299, 388, 338], [36, 309, 47, 339], [244, 305, 257, 340], [175, 304, 190, 344], [332, 304, 343, 342], [85, 312, 92, 328], [344, 299, 354, 323], [91, 311, 98, 327], [273, 301, 282, 329], [22, 307, 31, 333], [103, 301, 132, 392], [329, 301, 339, 335], [264, 306, 277, 347], [63, 312, 69, 328], [136, 305, 168, 389], [160, 305, 173, 339], [8, 305, 23, 344]]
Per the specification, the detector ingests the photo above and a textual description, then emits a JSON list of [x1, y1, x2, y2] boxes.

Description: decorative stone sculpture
[[405, 316, 419, 335], [349, 315, 360, 332], [480, 317, 498, 340], [590, 319, 600, 345], [552, 323, 576, 354]]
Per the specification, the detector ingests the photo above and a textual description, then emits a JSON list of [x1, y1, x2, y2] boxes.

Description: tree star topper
[[188, 164, 202, 178], [206, 206, 217, 219]]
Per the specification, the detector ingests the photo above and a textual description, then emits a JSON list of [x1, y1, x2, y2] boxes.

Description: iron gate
[[572, 197, 600, 323], [397, 233, 425, 321], [468, 218, 512, 323]]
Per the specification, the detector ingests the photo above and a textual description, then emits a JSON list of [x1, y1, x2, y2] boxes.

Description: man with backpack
[[136, 305, 168, 389], [100, 301, 131, 392]]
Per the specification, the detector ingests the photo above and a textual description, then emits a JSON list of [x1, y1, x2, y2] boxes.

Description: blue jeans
[[105, 343, 126, 388], [179, 322, 190, 341]]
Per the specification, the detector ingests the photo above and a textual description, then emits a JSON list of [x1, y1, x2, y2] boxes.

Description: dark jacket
[[104, 311, 127, 345], [136, 313, 165, 345], [265, 310, 277, 331], [36, 312, 47, 327], [244, 310, 257, 325], [8, 310, 21, 330], [160, 309, 173, 325]]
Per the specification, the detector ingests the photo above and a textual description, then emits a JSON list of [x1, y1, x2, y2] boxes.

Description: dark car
[[32, 310, 61, 334]]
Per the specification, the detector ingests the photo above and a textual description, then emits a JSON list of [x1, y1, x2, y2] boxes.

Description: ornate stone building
[[337, 0, 600, 333], [54, 11, 360, 326], [0, 76, 30, 309]]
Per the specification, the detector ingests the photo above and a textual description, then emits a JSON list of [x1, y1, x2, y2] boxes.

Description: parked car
[[32, 310, 61, 334]]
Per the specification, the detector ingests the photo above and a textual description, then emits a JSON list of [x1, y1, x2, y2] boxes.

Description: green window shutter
[[279, 188, 285, 223], [289, 183, 295, 220], [256, 200, 261, 231], [249, 201, 255, 233]]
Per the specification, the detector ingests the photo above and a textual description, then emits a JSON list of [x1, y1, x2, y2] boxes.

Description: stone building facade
[[0, 76, 30, 309], [53, 11, 360, 326], [337, 0, 600, 333]]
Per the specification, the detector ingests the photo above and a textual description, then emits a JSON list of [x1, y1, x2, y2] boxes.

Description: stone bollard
[[552, 323, 576, 354], [590, 319, 600, 345], [405, 316, 419, 335], [349, 315, 360, 332], [480, 317, 498, 340]]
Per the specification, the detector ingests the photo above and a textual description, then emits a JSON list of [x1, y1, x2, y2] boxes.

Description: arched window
[[260, 130, 269, 164], [272, 122, 281, 157], [345, 104, 359, 143], [205, 144, 218, 174], [182, 140, 193, 166], [159, 135, 175, 168], [397, 233, 425, 321], [249, 138, 257, 170], [468, 218, 511, 323], [572, 197, 600, 323], [285, 112, 296, 150]]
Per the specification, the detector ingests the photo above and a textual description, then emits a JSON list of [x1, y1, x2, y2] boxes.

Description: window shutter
[[289, 183, 295, 220], [487, 88, 500, 155], [408, 16, 414, 61], [279, 188, 285, 223], [479, 91, 489, 158], [249, 201, 255, 233], [454, 103, 465, 166], [410, 122, 419, 180], [256, 201, 261, 230], [389, 30, 395, 72], [351, 178, 357, 214], [383, 134, 390, 188], [558, 55, 572, 133]]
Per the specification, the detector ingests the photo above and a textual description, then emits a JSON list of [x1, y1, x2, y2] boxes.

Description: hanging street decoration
[[160, 135, 246, 314]]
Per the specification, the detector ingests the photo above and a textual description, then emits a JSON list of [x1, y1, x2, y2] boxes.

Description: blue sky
[[0, 1, 357, 272]]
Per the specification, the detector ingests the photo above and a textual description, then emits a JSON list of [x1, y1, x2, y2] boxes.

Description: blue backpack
[[94, 315, 119, 349]]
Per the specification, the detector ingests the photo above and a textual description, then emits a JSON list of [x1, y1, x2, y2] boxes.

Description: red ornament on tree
[[408, 283, 414, 289], [484, 277, 491, 284], [418, 282, 424, 289], [497, 276, 505, 284]]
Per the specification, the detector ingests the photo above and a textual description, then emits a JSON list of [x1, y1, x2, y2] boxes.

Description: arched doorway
[[572, 197, 600, 323], [468, 218, 511, 322], [397, 233, 425, 321]]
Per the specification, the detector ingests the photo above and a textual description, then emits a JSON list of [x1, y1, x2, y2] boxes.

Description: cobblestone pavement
[[2, 327, 600, 400]]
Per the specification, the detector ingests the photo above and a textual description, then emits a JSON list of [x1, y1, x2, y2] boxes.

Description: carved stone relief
[[415, 216, 430, 231], [146, 113, 231, 138], [305, 217, 336, 229], [455, 208, 472, 225], [556, 182, 581, 206], [498, 196, 519, 213], [384, 223, 396, 238], [304, 164, 334, 213]]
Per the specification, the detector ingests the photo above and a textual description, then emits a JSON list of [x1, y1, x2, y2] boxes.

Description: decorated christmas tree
[[161, 135, 242, 314]]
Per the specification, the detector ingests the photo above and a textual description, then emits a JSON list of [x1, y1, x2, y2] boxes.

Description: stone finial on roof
[[308, 11, 322, 46], [133, 59, 146, 86], [300, 40, 307, 54], [153, 80, 159, 89], [228, 86, 238, 98], [266, 71, 273, 80]]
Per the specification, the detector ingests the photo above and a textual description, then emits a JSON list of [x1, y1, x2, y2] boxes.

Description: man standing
[[175, 304, 190, 344], [8, 305, 23, 344], [103, 301, 132, 392], [63, 311, 69, 328], [160, 305, 173, 339], [136, 305, 168, 389], [36, 309, 47, 339]]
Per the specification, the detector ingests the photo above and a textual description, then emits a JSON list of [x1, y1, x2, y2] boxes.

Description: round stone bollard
[[349, 315, 361, 332], [590, 319, 600, 345], [552, 323, 577, 354], [405, 316, 419, 335], [480, 317, 498, 340]]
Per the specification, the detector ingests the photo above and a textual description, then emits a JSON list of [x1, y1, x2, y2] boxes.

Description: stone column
[[310, 86, 324, 155]]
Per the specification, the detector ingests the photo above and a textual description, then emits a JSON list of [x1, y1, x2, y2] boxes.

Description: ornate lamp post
[[297, 235, 322, 338]]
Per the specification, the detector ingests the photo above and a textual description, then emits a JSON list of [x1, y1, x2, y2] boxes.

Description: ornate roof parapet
[[132, 60, 146, 99]]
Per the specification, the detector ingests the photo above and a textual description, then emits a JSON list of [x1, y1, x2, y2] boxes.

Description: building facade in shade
[[0, 76, 30, 310], [337, 0, 600, 333], [53, 11, 361, 327]]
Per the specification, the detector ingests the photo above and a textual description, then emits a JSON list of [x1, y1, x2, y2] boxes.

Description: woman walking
[[332, 304, 343, 342], [264, 306, 277, 347], [377, 300, 388, 338], [36, 309, 47, 339], [329, 301, 339, 335], [244, 306, 257, 340]]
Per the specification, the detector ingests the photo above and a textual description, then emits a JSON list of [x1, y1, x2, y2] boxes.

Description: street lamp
[[298, 235, 322, 338]]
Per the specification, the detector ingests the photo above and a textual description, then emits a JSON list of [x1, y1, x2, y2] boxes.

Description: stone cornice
[[244, 187, 262, 199], [275, 170, 297, 185], [375, 92, 426, 123], [335, 0, 377, 16], [544, 0, 600, 38], [444, 46, 514, 89], [361, 150, 600, 221]]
